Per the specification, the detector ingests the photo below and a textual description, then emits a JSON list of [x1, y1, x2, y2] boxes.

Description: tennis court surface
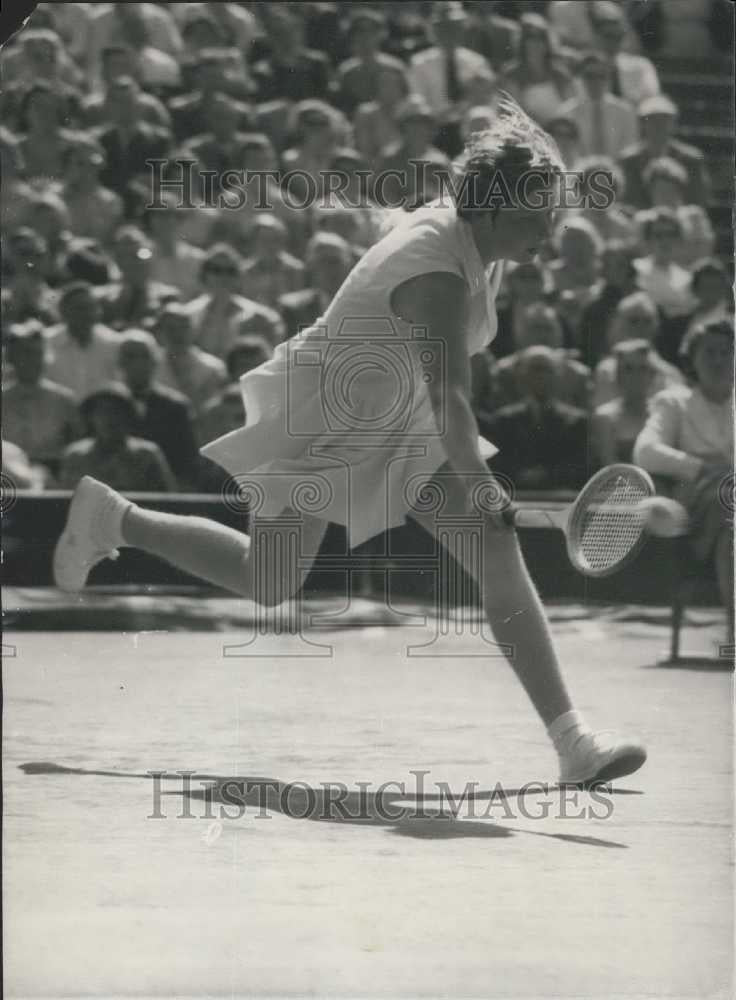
[[3, 597, 733, 998]]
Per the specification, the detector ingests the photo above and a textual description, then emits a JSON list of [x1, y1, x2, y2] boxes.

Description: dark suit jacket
[[129, 382, 200, 488], [479, 398, 590, 490], [618, 138, 711, 208]]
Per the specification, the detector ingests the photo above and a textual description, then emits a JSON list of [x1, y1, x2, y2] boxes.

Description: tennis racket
[[512, 463, 685, 578]]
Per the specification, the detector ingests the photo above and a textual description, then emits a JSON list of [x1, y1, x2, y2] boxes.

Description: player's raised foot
[[53, 477, 131, 592], [556, 730, 647, 786]]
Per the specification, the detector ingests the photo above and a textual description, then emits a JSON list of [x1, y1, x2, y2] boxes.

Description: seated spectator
[[2, 440, 45, 491], [334, 8, 409, 116], [590, 1, 660, 106], [684, 258, 734, 337], [408, 2, 492, 122], [546, 114, 582, 171], [86, 2, 183, 92], [58, 134, 124, 248], [282, 101, 350, 207], [558, 50, 639, 159], [634, 318, 734, 645], [382, 1, 432, 62], [96, 227, 180, 331], [29, 3, 93, 64], [59, 382, 176, 493], [375, 95, 450, 209], [618, 95, 711, 209], [1, 228, 59, 326], [3, 321, 82, 479], [170, 3, 258, 57], [21, 192, 75, 288], [592, 339, 656, 465], [81, 45, 172, 131], [480, 345, 589, 490], [316, 149, 380, 249], [168, 49, 253, 142], [499, 13, 581, 127], [1, 26, 84, 92], [96, 76, 172, 216], [580, 239, 639, 368], [117, 330, 200, 489], [548, 217, 603, 305], [278, 233, 354, 340], [353, 64, 410, 170], [252, 5, 332, 102], [144, 194, 205, 301], [197, 335, 273, 446], [45, 282, 121, 400], [241, 215, 306, 310], [494, 260, 550, 359], [16, 81, 79, 186], [488, 304, 591, 413], [564, 157, 638, 245], [556, 288, 589, 356], [592, 291, 685, 407], [634, 208, 697, 329], [179, 93, 260, 198], [638, 157, 715, 269], [548, 0, 644, 54], [182, 244, 284, 357], [154, 303, 228, 413], [461, 2, 521, 73]]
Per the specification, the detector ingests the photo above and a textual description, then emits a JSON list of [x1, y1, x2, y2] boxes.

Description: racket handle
[[513, 507, 569, 531]]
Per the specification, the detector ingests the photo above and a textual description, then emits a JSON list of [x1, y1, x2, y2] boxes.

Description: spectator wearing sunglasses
[[634, 208, 697, 322]]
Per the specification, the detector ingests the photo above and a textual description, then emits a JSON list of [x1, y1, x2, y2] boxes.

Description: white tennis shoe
[[53, 477, 130, 592], [557, 730, 647, 785]]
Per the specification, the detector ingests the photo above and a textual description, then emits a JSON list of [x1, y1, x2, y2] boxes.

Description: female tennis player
[[54, 97, 647, 786]]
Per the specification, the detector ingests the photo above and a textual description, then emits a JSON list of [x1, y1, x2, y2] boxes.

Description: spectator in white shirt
[[634, 207, 697, 320], [45, 282, 122, 401], [558, 50, 638, 159], [145, 194, 205, 301], [87, 3, 183, 90], [408, 1, 491, 120], [634, 318, 734, 643], [591, 1, 660, 107], [637, 157, 715, 269], [154, 303, 228, 413]]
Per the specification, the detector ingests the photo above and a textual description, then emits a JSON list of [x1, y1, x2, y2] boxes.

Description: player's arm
[[391, 270, 493, 486]]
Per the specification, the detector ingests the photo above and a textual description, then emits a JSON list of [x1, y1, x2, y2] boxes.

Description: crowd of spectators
[[2, 1, 733, 505]]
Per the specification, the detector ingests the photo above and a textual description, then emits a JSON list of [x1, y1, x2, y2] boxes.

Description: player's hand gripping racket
[[510, 464, 689, 578]]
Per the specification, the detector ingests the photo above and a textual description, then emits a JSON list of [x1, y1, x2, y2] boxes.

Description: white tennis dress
[[201, 202, 504, 549]]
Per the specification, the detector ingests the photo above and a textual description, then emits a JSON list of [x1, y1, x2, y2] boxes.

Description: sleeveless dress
[[201, 202, 505, 549]]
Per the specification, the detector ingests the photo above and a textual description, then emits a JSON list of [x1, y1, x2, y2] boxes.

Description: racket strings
[[574, 475, 650, 574]]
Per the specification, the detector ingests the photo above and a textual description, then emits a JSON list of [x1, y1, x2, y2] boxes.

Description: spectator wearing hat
[[592, 339, 657, 465], [499, 14, 581, 128], [59, 134, 124, 247], [182, 244, 284, 358], [59, 381, 176, 493], [116, 331, 199, 489], [196, 335, 274, 447], [334, 9, 409, 116], [375, 95, 450, 209], [488, 304, 592, 414], [592, 291, 685, 407], [637, 157, 715, 269], [618, 95, 711, 209], [634, 318, 734, 646], [251, 6, 332, 103], [241, 215, 306, 311], [143, 194, 205, 301], [1, 228, 59, 327], [3, 321, 83, 479], [45, 282, 121, 400], [95, 76, 172, 216], [353, 66, 411, 171], [480, 344, 590, 490], [683, 258, 734, 339], [633, 208, 697, 326], [278, 233, 354, 341], [558, 51, 638, 159], [154, 303, 228, 413], [96, 227, 180, 331], [170, 3, 259, 56], [81, 45, 172, 131], [408, 2, 492, 121], [590, 1, 660, 106]]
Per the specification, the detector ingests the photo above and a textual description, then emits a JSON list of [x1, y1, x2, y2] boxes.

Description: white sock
[[92, 488, 133, 550], [547, 709, 593, 757]]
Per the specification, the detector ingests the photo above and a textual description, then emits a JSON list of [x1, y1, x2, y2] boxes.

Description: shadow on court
[[20, 762, 634, 849]]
